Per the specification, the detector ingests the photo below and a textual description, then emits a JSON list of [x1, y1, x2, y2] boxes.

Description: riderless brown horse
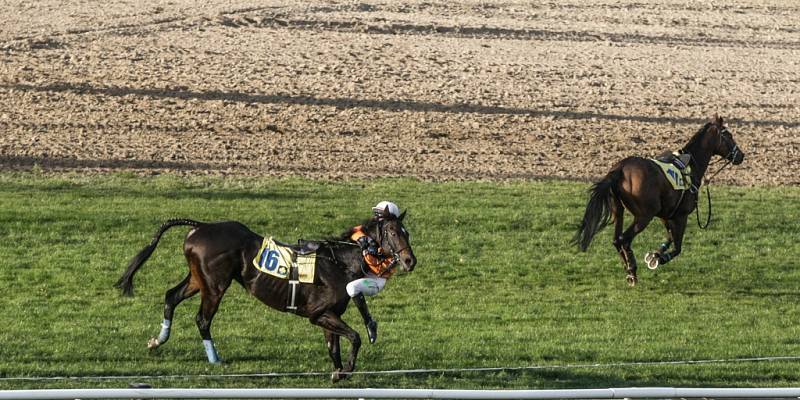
[[115, 207, 416, 382], [573, 115, 744, 285]]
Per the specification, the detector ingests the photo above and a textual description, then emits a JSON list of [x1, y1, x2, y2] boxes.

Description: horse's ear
[[382, 206, 391, 218], [711, 113, 722, 125], [399, 210, 406, 222]]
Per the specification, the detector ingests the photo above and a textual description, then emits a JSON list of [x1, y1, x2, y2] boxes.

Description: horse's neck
[[684, 140, 713, 185], [326, 243, 364, 277]]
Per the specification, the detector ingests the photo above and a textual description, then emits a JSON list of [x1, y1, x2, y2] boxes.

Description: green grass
[[0, 172, 799, 390]]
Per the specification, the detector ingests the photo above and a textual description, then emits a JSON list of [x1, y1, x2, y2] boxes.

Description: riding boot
[[352, 293, 378, 344]]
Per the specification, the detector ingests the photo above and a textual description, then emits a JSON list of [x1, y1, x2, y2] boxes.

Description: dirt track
[[1, 1, 798, 185]]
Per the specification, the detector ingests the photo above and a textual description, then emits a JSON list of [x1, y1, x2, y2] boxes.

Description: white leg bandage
[[346, 277, 386, 297], [156, 319, 171, 344], [203, 339, 220, 364]]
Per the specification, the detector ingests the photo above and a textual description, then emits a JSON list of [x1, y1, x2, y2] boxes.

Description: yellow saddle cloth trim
[[650, 159, 692, 190], [252, 237, 315, 283]]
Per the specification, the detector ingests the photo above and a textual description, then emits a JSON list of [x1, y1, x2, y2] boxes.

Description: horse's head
[[375, 207, 417, 272], [710, 115, 745, 165]]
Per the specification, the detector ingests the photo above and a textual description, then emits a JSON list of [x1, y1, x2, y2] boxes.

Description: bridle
[[720, 127, 741, 162], [695, 125, 740, 229], [704, 126, 739, 183], [375, 218, 411, 270], [315, 219, 412, 275]]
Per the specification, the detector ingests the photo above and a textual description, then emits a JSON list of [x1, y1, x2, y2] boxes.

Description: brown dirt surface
[[1, 0, 798, 185]]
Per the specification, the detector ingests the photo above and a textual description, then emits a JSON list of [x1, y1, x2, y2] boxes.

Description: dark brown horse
[[115, 208, 416, 382], [573, 115, 744, 285]]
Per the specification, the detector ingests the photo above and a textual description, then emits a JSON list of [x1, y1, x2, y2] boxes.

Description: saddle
[[252, 237, 317, 283], [651, 151, 693, 191], [274, 239, 320, 255], [656, 151, 692, 171]]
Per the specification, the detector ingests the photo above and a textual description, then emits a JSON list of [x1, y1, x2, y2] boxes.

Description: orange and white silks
[[350, 226, 396, 279]]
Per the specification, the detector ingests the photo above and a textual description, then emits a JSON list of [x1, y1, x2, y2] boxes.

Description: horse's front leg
[[312, 311, 361, 383], [659, 217, 688, 266], [323, 330, 343, 372], [646, 219, 674, 270]]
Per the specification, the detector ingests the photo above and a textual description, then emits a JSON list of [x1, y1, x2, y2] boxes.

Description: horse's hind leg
[[195, 286, 230, 364], [148, 275, 199, 350], [312, 311, 360, 383], [611, 199, 627, 271], [619, 215, 654, 286]]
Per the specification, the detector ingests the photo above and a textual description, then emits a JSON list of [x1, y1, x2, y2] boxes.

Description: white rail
[[1, 387, 800, 399]]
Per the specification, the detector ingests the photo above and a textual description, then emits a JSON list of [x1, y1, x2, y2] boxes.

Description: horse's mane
[[334, 217, 380, 241], [293, 218, 381, 248], [681, 122, 712, 153]]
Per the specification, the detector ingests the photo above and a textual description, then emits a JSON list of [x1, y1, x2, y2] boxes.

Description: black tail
[[572, 169, 622, 251], [114, 219, 202, 296]]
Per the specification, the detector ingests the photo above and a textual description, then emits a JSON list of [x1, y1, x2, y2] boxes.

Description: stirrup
[[366, 320, 378, 344]]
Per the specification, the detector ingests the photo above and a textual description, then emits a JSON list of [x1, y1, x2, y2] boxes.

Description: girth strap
[[286, 253, 300, 312]]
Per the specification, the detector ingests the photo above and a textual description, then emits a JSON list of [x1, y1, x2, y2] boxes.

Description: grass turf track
[[0, 172, 799, 389]]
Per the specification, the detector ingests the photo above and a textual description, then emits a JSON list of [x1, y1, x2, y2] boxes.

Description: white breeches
[[346, 276, 387, 297]]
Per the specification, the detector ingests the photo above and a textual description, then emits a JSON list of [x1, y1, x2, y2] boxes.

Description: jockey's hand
[[363, 244, 381, 258], [357, 236, 381, 258]]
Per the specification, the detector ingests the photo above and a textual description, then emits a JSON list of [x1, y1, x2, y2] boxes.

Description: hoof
[[645, 252, 660, 270], [626, 274, 638, 286], [331, 369, 350, 383], [147, 337, 160, 350]]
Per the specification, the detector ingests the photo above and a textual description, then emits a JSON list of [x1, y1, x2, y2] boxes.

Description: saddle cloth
[[252, 237, 316, 283], [650, 158, 693, 191]]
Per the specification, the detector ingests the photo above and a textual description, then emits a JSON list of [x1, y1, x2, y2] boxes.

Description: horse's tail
[[114, 219, 202, 296], [573, 168, 622, 252]]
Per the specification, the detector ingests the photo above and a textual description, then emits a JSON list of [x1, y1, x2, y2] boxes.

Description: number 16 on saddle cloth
[[252, 237, 316, 283]]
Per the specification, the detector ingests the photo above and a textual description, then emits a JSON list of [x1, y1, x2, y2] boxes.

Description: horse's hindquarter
[[618, 158, 693, 219], [615, 158, 658, 212], [182, 221, 259, 287]]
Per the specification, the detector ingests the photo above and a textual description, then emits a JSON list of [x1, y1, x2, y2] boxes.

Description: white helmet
[[372, 201, 401, 219]]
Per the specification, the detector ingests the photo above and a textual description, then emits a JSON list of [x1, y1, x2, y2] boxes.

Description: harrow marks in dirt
[[1, 0, 798, 184]]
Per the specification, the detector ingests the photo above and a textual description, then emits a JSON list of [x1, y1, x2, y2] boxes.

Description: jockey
[[346, 200, 401, 344]]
